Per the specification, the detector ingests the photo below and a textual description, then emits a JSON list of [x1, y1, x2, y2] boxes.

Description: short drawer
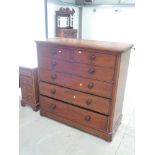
[[21, 85, 34, 104], [39, 82, 111, 115], [40, 96, 108, 132], [19, 67, 32, 77], [39, 69, 113, 98], [20, 75, 33, 86], [72, 49, 116, 67], [39, 57, 115, 83], [37, 45, 71, 61]]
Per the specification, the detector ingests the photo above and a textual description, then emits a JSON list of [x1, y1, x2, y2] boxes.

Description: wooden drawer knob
[[90, 55, 96, 61], [50, 88, 56, 94], [87, 82, 94, 89], [51, 74, 57, 80], [85, 115, 91, 121], [49, 104, 56, 110], [50, 51, 56, 55], [86, 99, 92, 105], [88, 67, 95, 74], [51, 61, 57, 66]]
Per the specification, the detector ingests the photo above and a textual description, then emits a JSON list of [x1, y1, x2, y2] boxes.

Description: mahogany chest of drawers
[[19, 67, 39, 111], [36, 38, 133, 141]]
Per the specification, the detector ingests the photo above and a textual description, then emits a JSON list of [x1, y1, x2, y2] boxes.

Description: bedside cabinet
[[19, 66, 39, 111], [36, 38, 133, 141]]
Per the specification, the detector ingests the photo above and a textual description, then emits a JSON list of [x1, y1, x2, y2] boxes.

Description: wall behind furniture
[[47, 2, 79, 38], [82, 6, 135, 44], [19, 0, 45, 67]]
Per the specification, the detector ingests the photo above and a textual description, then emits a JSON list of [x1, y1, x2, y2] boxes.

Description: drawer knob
[[90, 55, 96, 61], [87, 82, 94, 89], [88, 67, 95, 74], [85, 115, 91, 121], [50, 51, 56, 55], [50, 88, 56, 94], [49, 104, 56, 110], [51, 74, 57, 80], [86, 99, 92, 105], [51, 61, 57, 66]]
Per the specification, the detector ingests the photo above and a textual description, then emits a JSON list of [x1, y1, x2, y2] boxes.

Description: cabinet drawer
[[20, 76, 33, 86], [39, 69, 113, 98], [21, 85, 34, 104], [72, 49, 116, 67], [19, 67, 32, 77], [39, 57, 114, 83], [40, 82, 111, 115], [40, 96, 108, 132], [37, 45, 71, 61]]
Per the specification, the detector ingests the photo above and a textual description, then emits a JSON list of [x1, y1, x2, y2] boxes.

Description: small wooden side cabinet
[[19, 66, 39, 111]]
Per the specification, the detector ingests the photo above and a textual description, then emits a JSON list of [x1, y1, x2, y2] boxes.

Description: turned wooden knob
[[51, 61, 57, 66], [49, 104, 56, 110], [87, 82, 94, 89], [86, 99, 92, 105], [85, 115, 91, 121], [88, 67, 95, 74], [50, 88, 56, 94], [50, 51, 56, 55], [51, 74, 57, 80], [90, 55, 96, 61]]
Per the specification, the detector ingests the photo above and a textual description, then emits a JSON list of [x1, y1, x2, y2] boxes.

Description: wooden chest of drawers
[[36, 38, 133, 141], [19, 67, 39, 111]]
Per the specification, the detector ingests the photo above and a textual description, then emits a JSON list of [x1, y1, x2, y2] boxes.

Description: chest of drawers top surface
[[36, 38, 133, 141], [36, 38, 133, 54]]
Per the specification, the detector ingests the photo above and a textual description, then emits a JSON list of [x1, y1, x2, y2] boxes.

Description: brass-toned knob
[[51, 74, 57, 80], [88, 67, 95, 74], [84, 115, 91, 121], [86, 99, 92, 105], [49, 104, 56, 110], [50, 88, 56, 94], [87, 82, 94, 89], [90, 55, 96, 61]]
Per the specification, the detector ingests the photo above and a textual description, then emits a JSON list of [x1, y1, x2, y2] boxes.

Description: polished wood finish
[[40, 96, 108, 131], [38, 57, 115, 82], [39, 70, 113, 98], [39, 82, 111, 115], [19, 67, 39, 111], [57, 29, 77, 38], [36, 38, 133, 141]]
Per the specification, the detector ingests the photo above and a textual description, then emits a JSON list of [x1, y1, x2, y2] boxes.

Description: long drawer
[[39, 82, 111, 115], [39, 69, 113, 98], [38, 57, 115, 83], [37, 45, 116, 67], [40, 96, 108, 132]]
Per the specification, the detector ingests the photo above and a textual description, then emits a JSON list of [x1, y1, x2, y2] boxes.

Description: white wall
[[47, 2, 79, 38], [19, 0, 45, 67], [82, 6, 135, 44]]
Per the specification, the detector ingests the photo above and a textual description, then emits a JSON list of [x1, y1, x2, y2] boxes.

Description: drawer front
[[19, 67, 32, 77], [39, 57, 114, 82], [20, 75, 33, 86], [40, 96, 108, 132], [39, 82, 111, 115], [21, 85, 34, 103], [37, 45, 116, 67], [39, 69, 113, 98], [37, 45, 71, 61], [72, 49, 116, 67]]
